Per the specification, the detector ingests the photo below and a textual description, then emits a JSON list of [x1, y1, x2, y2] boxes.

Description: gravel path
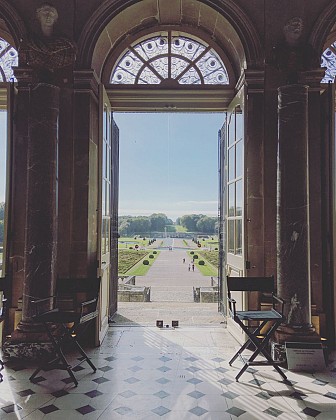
[[135, 238, 214, 302]]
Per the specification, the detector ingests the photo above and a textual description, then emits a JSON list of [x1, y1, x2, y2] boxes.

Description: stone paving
[[114, 238, 223, 327]]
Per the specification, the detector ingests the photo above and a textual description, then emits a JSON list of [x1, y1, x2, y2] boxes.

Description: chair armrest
[[272, 294, 285, 315], [79, 298, 98, 317], [227, 296, 237, 317], [80, 298, 97, 307]]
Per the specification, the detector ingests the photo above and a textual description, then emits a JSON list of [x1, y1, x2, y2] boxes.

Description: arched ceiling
[[90, 0, 247, 84]]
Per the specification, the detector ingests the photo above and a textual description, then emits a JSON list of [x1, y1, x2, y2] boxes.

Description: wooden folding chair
[[29, 277, 101, 386], [227, 275, 288, 383]]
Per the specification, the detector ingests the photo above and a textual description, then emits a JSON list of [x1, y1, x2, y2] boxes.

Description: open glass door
[[219, 88, 246, 342], [0, 82, 13, 280], [97, 86, 119, 344], [320, 82, 336, 347]]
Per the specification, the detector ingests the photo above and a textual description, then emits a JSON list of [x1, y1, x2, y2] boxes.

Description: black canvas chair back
[[226, 275, 288, 383], [29, 277, 101, 387]]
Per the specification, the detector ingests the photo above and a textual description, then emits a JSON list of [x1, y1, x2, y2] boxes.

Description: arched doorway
[[76, 0, 264, 342]]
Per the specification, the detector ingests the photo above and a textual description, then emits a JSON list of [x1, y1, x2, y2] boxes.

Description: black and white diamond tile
[[1, 327, 336, 419]]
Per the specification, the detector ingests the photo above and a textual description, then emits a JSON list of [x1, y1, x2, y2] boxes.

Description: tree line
[[118, 212, 217, 235]]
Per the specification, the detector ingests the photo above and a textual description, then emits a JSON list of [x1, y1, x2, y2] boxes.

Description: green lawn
[[118, 247, 160, 276], [127, 251, 160, 276], [187, 251, 218, 276], [118, 249, 149, 274]]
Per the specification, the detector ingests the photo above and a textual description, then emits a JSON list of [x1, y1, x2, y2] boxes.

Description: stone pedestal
[[6, 83, 59, 351], [277, 84, 311, 328]]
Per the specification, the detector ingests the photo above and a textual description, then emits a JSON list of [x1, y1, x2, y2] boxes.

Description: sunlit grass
[[187, 250, 218, 276]]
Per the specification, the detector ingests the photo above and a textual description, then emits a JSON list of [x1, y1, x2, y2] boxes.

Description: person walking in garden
[[192, 263, 195, 271], [188, 264, 191, 271]]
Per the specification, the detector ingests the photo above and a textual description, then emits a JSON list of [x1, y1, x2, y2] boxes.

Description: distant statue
[[287, 293, 304, 327], [19, 3, 77, 84], [271, 17, 319, 84]]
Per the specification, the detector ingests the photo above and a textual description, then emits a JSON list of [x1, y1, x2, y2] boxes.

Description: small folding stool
[[227, 275, 288, 383], [29, 277, 100, 386]]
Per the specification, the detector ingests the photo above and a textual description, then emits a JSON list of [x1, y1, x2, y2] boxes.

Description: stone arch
[[77, 0, 263, 81], [0, 0, 26, 48], [309, 2, 336, 55]]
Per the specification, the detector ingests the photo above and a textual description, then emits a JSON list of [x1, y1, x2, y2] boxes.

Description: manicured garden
[[187, 250, 218, 276], [118, 249, 160, 276]]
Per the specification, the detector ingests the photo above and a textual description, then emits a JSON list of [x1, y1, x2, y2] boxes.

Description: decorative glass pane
[[179, 68, 202, 84], [111, 51, 143, 84], [235, 219, 242, 255], [171, 36, 205, 60], [138, 67, 161, 84], [228, 220, 234, 253], [111, 31, 229, 85], [178, 67, 201, 84], [171, 56, 189, 79], [228, 183, 235, 217], [321, 45, 336, 83], [135, 36, 168, 60], [196, 49, 229, 84], [0, 38, 18, 82], [149, 57, 168, 79]]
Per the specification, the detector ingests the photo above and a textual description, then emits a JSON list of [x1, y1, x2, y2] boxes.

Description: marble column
[[276, 84, 311, 329], [13, 83, 59, 340]]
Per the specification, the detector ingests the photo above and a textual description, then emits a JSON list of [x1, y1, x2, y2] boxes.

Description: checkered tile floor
[[1, 326, 336, 419]]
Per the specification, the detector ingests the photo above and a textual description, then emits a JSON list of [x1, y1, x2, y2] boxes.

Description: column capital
[[298, 69, 325, 91], [236, 69, 265, 93], [74, 69, 100, 99], [13, 67, 34, 86]]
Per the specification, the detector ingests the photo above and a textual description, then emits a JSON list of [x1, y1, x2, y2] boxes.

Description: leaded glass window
[[0, 38, 18, 82], [111, 32, 229, 85], [321, 42, 336, 83]]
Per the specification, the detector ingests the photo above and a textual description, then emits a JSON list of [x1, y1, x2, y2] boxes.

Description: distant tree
[[132, 216, 151, 234], [196, 216, 217, 233], [180, 214, 204, 231], [0, 220, 4, 243], [149, 213, 168, 232], [118, 220, 130, 236], [0, 202, 4, 220], [176, 217, 181, 226]]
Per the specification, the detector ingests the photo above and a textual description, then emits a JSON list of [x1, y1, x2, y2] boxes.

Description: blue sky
[[0, 112, 224, 221], [114, 112, 224, 221]]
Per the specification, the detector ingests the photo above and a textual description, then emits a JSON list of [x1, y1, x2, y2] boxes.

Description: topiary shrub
[[143, 260, 149, 265], [149, 254, 154, 258], [129, 247, 133, 249], [215, 248, 218, 251], [190, 251, 194, 254], [153, 251, 157, 254], [193, 254, 199, 259], [199, 260, 205, 265]]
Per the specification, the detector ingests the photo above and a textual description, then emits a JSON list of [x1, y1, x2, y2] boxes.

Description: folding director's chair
[[227, 275, 288, 383], [29, 277, 101, 386]]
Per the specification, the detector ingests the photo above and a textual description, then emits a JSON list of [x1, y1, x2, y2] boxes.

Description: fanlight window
[[321, 43, 336, 83], [0, 38, 18, 82], [111, 32, 229, 85]]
